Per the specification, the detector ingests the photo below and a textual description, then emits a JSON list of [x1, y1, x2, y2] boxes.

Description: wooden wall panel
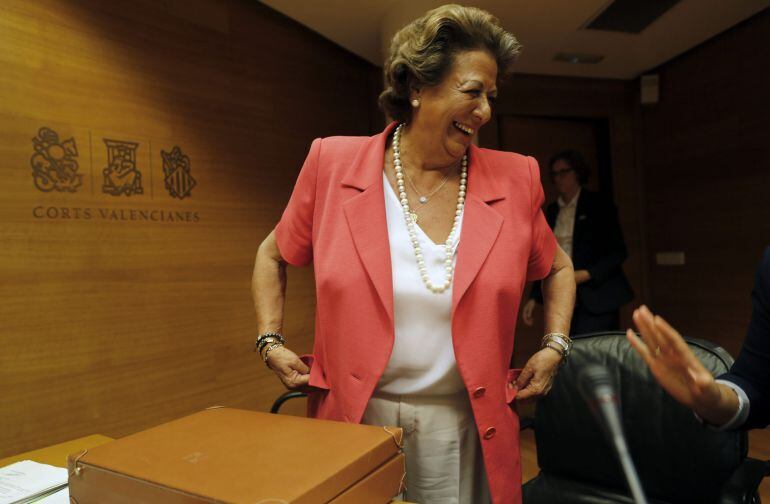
[[0, 0, 380, 456], [497, 116, 603, 197], [640, 8, 770, 356]]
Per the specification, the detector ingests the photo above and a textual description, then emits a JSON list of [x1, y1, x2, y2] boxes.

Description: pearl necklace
[[392, 123, 467, 294]]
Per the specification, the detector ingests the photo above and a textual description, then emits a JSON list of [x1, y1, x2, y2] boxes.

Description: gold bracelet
[[263, 342, 283, 366]]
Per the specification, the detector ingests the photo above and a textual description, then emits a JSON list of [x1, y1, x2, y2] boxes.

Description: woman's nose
[[473, 97, 492, 124]]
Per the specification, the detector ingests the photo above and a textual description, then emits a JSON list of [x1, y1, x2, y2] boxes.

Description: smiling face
[[408, 49, 498, 165]]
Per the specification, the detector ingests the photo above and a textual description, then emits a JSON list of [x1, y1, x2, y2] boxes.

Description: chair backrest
[[533, 331, 748, 503]]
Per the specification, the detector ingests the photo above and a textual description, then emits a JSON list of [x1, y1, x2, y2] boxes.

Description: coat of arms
[[30, 127, 83, 192], [161, 146, 196, 200], [102, 139, 143, 196]]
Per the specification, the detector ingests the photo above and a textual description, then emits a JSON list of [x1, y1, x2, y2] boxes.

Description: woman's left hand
[[515, 348, 563, 402]]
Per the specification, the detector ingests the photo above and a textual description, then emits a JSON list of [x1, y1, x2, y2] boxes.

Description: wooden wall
[[0, 0, 380, 457], [640, 8, 770, 356]]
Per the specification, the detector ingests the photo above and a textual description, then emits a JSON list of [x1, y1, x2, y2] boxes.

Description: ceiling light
[[553, 52, 605, 64]]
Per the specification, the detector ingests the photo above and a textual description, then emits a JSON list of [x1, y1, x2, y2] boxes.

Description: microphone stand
[[579, 364, 648, 504]]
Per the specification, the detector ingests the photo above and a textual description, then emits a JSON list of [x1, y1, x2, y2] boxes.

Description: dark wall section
[[640, 8, 770, 355]]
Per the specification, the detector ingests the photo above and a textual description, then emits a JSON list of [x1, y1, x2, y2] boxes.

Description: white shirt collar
[[557, 188, 581, 209]]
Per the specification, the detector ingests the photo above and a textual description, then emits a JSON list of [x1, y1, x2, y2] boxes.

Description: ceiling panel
[[259, 0, 769, 78]]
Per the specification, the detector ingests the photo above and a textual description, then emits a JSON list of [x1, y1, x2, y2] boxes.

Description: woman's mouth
[[453, 121, 474, 136]]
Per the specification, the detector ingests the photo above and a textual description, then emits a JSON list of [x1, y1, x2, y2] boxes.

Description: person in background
[[522, 150, 633, 335], [628, 246, 770, 430], [252, 5, 576, 504]]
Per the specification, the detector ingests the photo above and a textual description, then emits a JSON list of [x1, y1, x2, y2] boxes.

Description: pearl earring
[[411, 99, 420, 108]]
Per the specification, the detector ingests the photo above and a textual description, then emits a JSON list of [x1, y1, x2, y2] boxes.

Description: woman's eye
[[465, 89, 481, 97]]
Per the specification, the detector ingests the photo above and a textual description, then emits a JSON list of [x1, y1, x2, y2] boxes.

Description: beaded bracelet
[[257, 336, 282, 355], [255, 332, 285, 353]]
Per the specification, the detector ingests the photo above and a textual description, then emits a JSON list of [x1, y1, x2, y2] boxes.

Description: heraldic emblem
[[102, 139, 143, 196], [30, 127, 83, 192], [161, 146, 196, 200]]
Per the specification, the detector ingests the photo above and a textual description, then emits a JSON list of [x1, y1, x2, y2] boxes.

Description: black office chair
[[270, 390, 307, 414], [522, 331, 767, 504]]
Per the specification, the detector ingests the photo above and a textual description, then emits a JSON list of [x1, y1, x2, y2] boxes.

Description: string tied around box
[[68, 449, 88, 478], [382, 426, 403, 449]]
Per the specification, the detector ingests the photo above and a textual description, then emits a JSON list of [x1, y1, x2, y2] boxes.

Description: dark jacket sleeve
[[718, 247, 770, 430], [585, 197, 628, 285]]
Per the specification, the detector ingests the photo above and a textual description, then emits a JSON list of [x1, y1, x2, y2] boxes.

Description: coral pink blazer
[[275, 122, 556, 504]]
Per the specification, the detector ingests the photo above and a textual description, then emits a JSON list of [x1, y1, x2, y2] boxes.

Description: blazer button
[[473, 387, 486, 398], [483, 427, 496, 440]]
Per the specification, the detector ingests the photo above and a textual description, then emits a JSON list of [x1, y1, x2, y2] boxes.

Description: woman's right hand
[[265, 346, 311, 390], [522, 299, 537, 326]]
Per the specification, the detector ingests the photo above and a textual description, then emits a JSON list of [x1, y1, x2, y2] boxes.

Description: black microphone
[[578, 364, 648, 504]]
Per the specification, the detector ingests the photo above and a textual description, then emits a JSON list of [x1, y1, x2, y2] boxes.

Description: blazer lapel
[[340, 133, 506, 321], [341, 123, 397, 326], [452, 145, 505, 314]]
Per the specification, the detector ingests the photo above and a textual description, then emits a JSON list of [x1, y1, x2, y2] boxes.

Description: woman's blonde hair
[[379, 4, 521, 123]]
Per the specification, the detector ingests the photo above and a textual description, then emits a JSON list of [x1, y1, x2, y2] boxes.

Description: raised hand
[[627, 305, 738, 425]]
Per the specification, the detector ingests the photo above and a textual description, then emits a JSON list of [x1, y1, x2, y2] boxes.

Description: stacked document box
[[67, 408, 405, 503]]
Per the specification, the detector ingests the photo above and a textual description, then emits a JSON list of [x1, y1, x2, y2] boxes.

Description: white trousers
[[362, 391, 491, 504]]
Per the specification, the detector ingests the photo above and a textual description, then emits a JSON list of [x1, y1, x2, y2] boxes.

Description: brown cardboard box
[[67, 407, 404, 503], [330, 452, 405, 504]]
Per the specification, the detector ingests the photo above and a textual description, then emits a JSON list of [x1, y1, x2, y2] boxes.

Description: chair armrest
[[719, 457, 767, 504], [270, 391, 308, 414]]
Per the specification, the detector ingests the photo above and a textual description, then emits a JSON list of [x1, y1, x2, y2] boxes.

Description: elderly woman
[[252, 5, 575, 504]]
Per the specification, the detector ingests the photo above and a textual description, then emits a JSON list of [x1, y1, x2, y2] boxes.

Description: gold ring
[[654, 346, 661, 357]]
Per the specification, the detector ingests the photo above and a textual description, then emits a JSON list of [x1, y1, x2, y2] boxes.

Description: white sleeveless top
[[376, 172, 466, 395]]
